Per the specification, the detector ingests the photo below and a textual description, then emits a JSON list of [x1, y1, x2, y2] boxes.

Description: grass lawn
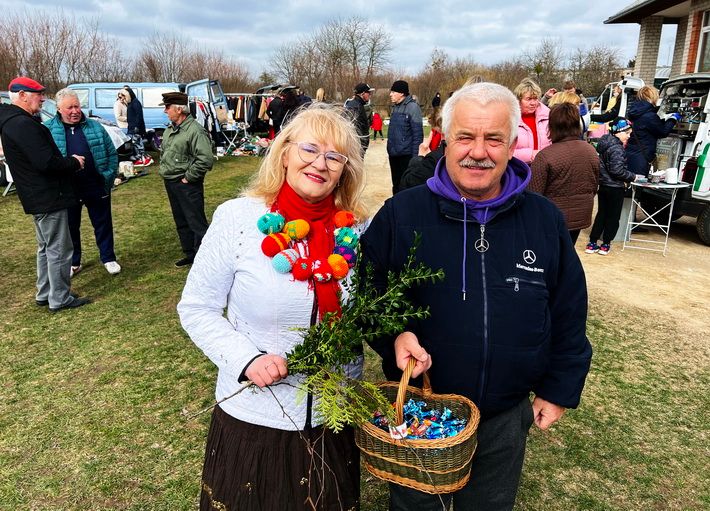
[[0, 155, 707, 510]]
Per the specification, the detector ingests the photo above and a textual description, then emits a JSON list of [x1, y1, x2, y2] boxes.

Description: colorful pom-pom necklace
[[256, 210, 358, 281]]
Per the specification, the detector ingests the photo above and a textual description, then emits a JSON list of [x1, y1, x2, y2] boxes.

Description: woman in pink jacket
[[513, 79, 551, 165]]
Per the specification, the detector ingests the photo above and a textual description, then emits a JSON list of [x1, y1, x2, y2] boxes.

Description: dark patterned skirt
[[199, 405, 360, 511]]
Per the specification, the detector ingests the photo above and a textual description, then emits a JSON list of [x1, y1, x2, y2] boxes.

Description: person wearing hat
[[159, 91, 214, 267], [344, 82, 374, 156], [0, 77, 91, 312], [387, 79, 423, 194], [586, 118, 638, 256]]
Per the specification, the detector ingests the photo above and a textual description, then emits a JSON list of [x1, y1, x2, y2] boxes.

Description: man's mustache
[[459, 157, 496, 169]]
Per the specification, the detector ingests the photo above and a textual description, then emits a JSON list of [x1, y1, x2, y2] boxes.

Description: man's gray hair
[[441, 82, 520, 143], [175, 104, 190, 114], [8, 91, 20, 102], [55, 87, 79, 106]]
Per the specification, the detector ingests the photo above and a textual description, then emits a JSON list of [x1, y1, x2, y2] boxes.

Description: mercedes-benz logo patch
[[475, 238, 489, 253], [523, 249, 536, 264]]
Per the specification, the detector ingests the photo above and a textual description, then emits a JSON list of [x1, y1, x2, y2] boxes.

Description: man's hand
[[181, 177, 189, 184], [72, 154, 85, 169], [394, 331, 431, 378], [245, 354, 288, 388], [544, 88, 557, 98], [532, 396, 566, 430]]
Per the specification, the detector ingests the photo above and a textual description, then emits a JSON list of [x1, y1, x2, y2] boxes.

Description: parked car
[[0, 92, 131, 157]]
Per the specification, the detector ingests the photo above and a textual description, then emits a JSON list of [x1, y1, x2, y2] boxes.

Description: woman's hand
[[245, 354, 288, 388], [394, 331, 432, 378], [418, 131, 433, 157]]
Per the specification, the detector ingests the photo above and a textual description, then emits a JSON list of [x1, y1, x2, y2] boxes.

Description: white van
[[68, 79, 228, 138], [636, 73, 710, 245], [592, 76, 644, 117]]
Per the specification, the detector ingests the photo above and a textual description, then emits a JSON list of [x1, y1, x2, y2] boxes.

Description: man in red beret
[[0, 77, 91, 311]]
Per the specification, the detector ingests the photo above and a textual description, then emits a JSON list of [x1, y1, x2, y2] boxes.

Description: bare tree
[[268, 17, 391, 101], [410, 48, 490, 115], [0, 9, 131, 92], [487, 58, 529, 91], [568, 44, 622, 97], [136, 32, 188, 82], [134, 31, 255, 89], [522, 37, 564, 91], [363, 29, 391, 81]]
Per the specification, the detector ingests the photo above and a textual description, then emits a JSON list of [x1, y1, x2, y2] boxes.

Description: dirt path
[[362, 141, 710, 345]]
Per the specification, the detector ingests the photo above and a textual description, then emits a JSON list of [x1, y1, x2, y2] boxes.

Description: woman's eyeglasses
[[290, 142, 348, 172]]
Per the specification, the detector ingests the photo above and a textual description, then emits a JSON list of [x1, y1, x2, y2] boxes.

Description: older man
[[0, 77, 90, 311], [45, 88, 120, 276], [361, 82, 592, 510], [159, 92, 213, 267], [345, 82, 374, 156], [387, 79, 423, 194]]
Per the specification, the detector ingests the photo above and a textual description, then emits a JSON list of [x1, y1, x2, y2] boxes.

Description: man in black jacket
[[0, 77, 90, 312], [344, 82, 374, 156], [361, 82, 591, 511]]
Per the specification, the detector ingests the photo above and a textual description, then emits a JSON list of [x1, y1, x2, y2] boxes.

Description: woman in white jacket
[[178, 103, 367, 511], [113, 90, 129, 132]]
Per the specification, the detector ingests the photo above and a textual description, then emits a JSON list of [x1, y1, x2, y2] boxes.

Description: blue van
[[67, 79, 227, 136]]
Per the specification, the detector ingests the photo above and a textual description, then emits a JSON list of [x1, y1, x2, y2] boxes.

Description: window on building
[[698, 10, 710, 72]]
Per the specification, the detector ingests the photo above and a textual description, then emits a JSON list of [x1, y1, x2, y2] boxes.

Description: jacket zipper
[[478, 251, 489, 405], [505, 276, 546, 292]]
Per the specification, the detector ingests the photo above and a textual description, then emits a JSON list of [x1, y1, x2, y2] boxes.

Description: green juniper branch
[[286, 235, 444, 432]]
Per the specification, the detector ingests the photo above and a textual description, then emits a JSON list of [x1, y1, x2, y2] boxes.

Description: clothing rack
[[224, 93, 276, 135]]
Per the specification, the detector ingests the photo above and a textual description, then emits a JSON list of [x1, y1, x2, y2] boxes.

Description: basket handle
[[395, 358, 433, 425]]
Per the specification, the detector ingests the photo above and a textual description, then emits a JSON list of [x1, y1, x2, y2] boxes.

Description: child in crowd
[[586, 118, 638, 255], [371, 112, 383, 140], [428, 108, 442, 151]]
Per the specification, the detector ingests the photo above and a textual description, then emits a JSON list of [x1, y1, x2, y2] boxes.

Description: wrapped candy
[[371, 399, 467, 440]]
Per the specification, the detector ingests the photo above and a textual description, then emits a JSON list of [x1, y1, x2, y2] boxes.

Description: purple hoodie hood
[[426, 155, 531, 300], [427, 156, 531, 223]]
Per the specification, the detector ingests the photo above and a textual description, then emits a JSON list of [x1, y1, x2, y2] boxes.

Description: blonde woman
[[113, 90, 129, 132], [512, 78, 551, 165], [548, 90, 590, 132], [626, 85, 681, 177], [178, 103, 367, 511]]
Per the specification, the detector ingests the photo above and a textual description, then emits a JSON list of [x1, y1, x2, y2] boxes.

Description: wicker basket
[[355, 359, 480, 494]]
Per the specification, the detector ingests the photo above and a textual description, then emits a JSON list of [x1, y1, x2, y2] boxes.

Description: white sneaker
[[104, 261, 122, 275], [70, 264, 82, 278]]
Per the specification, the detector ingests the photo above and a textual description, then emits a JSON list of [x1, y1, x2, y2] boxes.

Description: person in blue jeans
[[46, 88, 121, 276], [586, 118, 638, 256]]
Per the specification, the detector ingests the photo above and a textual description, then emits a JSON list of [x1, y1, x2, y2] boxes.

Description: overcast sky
[[3, 0, 678, 78]]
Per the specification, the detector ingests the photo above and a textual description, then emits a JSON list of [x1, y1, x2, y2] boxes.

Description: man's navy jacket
[[360, 182, 592, 419]]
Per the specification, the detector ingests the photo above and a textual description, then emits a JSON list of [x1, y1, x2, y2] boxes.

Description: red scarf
[[273, 183, 341, 320]]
